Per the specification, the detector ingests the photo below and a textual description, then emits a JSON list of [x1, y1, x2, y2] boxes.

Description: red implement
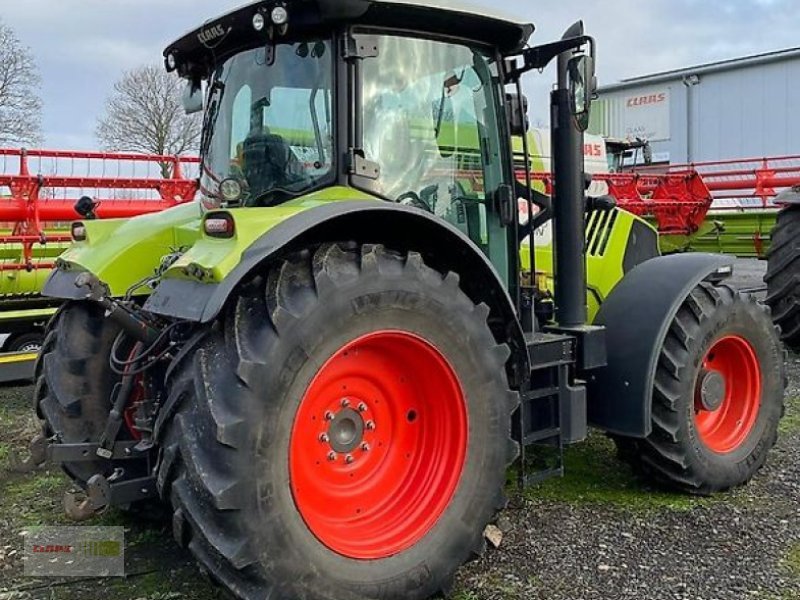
[[0, 148, 199, 270]]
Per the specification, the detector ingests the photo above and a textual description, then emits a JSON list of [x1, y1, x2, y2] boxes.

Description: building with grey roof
[[589, 47, 800, 165]]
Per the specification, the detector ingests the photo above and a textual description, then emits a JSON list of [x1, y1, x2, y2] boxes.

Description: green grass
[[779, 395, 800, 435], [1, 469, 71, 526], [0, 442, 9, 467], [520, 434, 711, 511], [450, 591, 480, 600], [785, 544, 800, 577], [454, 573, 528, 600], [0, 402, 17, 428], [108, 569, 225, 600]]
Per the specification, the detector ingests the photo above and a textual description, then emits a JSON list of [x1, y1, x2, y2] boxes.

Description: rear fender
[[144, 201, 530, 381], [587, 253, 734, 437], [43, 202, 203, 299]]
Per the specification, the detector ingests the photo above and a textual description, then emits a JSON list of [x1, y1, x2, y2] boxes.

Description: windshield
[[200, 39, 334, 207]]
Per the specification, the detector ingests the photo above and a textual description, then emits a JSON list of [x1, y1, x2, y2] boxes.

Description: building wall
[[590, 53, 800, 165]]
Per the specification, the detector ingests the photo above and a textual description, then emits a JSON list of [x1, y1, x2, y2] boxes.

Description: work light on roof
[[271, 5, 289, 26], [166, 53, 177, 70], [252, 12, 266, 32]]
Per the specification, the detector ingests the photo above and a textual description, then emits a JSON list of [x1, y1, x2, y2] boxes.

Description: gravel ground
[[454, 259, 800, 600], [0, 258, 798, 600]]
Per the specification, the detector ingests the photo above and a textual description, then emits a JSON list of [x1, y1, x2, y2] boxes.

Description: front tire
[[614, 282, 785, 494], [157, 243, 518, 600]]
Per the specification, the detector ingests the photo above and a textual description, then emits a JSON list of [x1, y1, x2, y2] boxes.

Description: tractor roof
[[164, 0, 534, 78]]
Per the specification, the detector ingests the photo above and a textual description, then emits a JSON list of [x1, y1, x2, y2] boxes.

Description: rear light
[[71, 222, 87, 242], [203, 212, 235, 239]]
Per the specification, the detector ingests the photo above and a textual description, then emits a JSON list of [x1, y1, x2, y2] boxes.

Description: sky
[[2, 0, 798, 150]]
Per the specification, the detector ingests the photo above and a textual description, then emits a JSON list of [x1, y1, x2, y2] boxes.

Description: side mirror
[[567, 55, 595, 132], [506, 93, 529, 137], [182, 79, 203, 115]]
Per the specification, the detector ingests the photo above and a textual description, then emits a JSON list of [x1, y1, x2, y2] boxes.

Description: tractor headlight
[[219, 178, 243, 205], [271, 5, 289, 26], [252, 12, 266, 32], [166, 52, 177, 71]]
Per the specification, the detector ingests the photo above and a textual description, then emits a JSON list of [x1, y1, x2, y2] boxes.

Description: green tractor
[[34, 2, 785, 599]]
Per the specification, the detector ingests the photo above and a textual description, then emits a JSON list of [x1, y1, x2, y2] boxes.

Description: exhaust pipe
[[551, 21, 588, 328]]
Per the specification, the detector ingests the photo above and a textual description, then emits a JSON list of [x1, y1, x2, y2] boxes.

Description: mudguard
[[587, 253, 734, 437], [144, 201, 529, 375]]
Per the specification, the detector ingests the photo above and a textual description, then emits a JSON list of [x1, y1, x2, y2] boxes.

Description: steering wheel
[[396, 190, 433, 213]]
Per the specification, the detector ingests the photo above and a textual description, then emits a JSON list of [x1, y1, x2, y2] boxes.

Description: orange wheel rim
[[289, 331, 468, 559], [694, 335, 761, 454]]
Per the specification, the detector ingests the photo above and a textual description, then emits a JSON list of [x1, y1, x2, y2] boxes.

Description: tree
[[0, 20, 42, 146], [96, 64, 201, 177]]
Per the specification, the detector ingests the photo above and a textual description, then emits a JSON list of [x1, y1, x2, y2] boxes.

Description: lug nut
[[365, 420, 376, 431], [360, 442, 370, 452], [318, 433, 329, 443], [357, 402, 367, 412], [345, 454, 354, 464], [340, 398, 350, 407], [324, 411, 335, 421], [327, 451, 336, 461]]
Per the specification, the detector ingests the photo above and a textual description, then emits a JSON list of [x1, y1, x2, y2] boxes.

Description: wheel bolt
[[365, 420, 376, 431], [360, 442, 370, 452], [318, 433, 329, 443], [357, 402, 367, 412], [340, 398, 350, 407], [327, 451, 336, 461], [345, 454, 354, 464], [324, 411, 335, 421]]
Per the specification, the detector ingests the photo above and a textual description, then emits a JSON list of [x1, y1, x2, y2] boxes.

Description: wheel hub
[[695, 369, 726, 411], [289, 330, 468, 559], [326, 406, 365, 454], [693, 335, 762, 454]]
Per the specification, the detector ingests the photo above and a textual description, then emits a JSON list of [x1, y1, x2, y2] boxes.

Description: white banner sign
[[622, 88, 670, 141]]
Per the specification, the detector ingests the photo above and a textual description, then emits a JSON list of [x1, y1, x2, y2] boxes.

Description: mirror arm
[[505, 35, 595, 81]]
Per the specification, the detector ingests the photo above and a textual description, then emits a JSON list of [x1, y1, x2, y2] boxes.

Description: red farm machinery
[[0, 148, 198, 380], [528, 152, 800, 349], [580, 154, 800, 257]]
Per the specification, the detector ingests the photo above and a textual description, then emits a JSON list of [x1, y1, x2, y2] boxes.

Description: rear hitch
[[87, 472, 157, 512], [63, 470, 158, 521]]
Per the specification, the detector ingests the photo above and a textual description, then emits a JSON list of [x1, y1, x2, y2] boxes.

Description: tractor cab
[[164, 0, 594, 293]]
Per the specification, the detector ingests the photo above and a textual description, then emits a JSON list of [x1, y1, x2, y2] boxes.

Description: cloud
[[0, 0, 797, 148]]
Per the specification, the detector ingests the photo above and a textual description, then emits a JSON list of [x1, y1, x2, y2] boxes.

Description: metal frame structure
[[0, 148, 199, 271]]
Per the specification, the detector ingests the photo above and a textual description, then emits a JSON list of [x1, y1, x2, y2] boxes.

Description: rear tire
[[765, 205, 800, 350], [156, 243, 519, 600], [614, 282, 785, 494]]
